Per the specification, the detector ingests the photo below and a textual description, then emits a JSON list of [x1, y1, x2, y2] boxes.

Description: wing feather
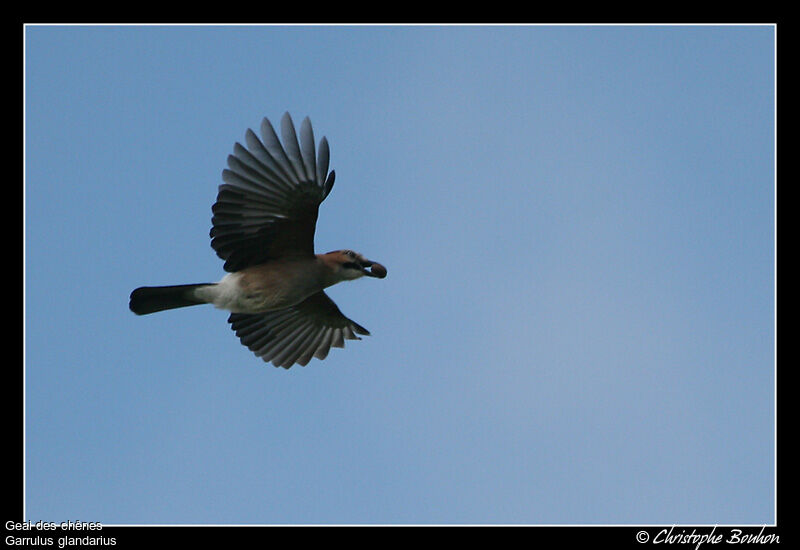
[[210, 113, 335, 271], [228, 291, 369, 369]]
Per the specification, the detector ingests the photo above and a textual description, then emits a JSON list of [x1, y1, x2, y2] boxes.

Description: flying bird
[[129, 113, 387, 368]]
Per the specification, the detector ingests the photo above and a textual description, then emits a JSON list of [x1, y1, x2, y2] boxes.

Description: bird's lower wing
[[228, 291, 369, 369]]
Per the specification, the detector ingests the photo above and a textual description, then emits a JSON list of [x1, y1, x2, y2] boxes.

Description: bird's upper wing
[[228, 291, 370, 369], [211, 112, 336, 272]]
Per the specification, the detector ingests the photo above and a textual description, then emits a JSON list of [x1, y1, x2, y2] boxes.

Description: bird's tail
[[129, 283, 215, 315]]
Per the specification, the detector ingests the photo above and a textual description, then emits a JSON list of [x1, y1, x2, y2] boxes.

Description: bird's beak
[[361, 260, 387, 278]]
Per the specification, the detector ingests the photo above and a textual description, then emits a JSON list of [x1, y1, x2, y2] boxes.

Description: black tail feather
[[129, 283, 214, 315]]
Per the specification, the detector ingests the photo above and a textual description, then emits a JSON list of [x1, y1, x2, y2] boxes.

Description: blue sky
[[24, 25, 775, 525]]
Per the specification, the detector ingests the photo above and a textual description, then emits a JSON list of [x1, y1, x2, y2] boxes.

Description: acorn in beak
[[361, 260, 387, 278]]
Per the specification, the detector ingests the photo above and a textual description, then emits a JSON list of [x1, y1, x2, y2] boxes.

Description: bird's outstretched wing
[[211, 112, 336, 272], [228, 291, 370, 368]]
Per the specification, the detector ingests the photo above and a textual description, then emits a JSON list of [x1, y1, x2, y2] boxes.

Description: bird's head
[[321, 249, 388, 283]]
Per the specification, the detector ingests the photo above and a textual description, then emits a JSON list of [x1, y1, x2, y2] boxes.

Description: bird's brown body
[[194, 251, 385, 314], [235, 258, 329, 312]]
